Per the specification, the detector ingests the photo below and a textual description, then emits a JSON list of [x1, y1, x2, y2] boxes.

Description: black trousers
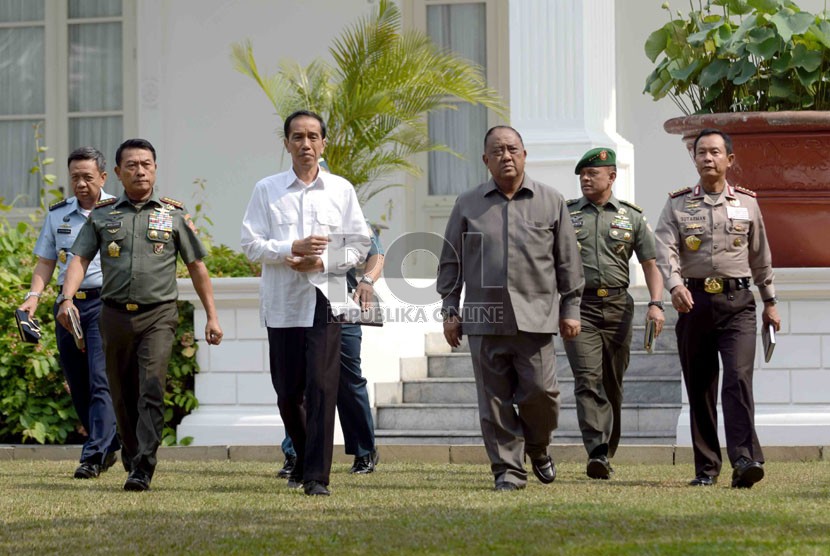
[[676, 289, 763, 477], [267, 288, 341, 485], [100, 301, 178, 476]]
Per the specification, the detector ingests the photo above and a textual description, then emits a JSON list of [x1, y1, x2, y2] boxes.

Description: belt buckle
[[74, 291, 87, 300], [597, 288, 608, 297], [126, 303, 139, 312], [703, 277, 724, 294]]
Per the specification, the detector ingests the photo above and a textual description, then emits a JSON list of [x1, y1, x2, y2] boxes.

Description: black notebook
[[762, 323, 776, 363], [14, 309, 41, 344]]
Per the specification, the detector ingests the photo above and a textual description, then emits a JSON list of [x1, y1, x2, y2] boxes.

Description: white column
[[508, 0, 634, 203]]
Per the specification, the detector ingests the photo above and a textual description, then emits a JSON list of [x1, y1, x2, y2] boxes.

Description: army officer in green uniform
[[58, 138, 223, 492], [564, 148, 665, 479]]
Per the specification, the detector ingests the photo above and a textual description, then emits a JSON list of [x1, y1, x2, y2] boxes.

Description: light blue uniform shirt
[[33, 191, 115, 289]]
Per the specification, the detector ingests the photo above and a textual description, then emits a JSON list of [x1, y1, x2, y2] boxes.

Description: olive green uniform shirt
[[568, 195, 656, 288], [653, 183, 775, 300], [71, 191, 207, 304]]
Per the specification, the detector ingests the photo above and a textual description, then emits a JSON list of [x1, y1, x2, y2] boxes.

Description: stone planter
[[663, 111, 830, 268]]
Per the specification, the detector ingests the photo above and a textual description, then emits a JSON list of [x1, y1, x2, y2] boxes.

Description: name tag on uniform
[[57, 227, 72, 234], [727, 206, 750, 220]]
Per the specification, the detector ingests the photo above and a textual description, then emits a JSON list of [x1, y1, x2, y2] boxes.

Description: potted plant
[[643, 0, 830, 267]]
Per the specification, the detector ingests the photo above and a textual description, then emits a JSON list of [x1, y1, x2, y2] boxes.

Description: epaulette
[[567, 198, 580, 205], [94, 197, 117, 209], [669, 187, 692, 198], [49, 199, 68, 211], [620, 199, 644, 212], [734, 185, 757, 198], [160, 196, 184, 209]]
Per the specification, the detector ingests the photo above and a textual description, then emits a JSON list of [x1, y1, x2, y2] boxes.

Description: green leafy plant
[[644, 0, 830, 114], [231, 0, 507, 204], [0, 220, 74, 444]]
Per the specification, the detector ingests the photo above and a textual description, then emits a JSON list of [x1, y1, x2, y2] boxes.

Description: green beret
[[575, 147, 616, 174]]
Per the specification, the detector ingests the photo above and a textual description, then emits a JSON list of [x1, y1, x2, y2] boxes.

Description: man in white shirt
[[241, 110, 370, 496]]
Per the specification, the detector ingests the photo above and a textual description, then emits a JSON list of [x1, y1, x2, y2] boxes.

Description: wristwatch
[[763, 296, 778, 305], [24, 291, 42, 302], [360, 275, 375, 286], [55, 293, 69, 305], [647, 300, 665, 311]]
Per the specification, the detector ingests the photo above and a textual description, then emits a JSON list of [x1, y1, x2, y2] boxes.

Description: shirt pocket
[[312, 208, 342, 235], [727, 220, 750, 250]]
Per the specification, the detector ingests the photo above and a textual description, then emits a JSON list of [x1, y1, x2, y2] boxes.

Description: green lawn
[[1, 460, 828, 555]]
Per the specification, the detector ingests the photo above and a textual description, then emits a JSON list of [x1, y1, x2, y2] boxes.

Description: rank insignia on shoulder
[[95, 197, 117, 209], [160, 196, 184, 209], [734, 185, 757, 197], [567, 198, 580, 206], [49, 199, 68, 211], [669, 187, 692, 198], [620, 199, 643, 212]]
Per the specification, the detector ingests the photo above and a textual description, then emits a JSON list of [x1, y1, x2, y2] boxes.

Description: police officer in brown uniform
[[58, 138, 223, 492], [654, 129, 781, 489], [565, 148, 665, 479]]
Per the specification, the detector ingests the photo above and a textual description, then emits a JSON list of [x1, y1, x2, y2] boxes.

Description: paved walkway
[[1, 443, 826, 464]]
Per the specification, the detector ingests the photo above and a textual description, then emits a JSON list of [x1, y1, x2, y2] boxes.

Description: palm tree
[[230, 0, 507, 205]]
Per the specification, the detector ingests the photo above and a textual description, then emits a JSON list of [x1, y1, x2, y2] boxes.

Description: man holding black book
[[19, 147, 120, 480], [564, 148, 665, 480], [654, 128, 781, 489]]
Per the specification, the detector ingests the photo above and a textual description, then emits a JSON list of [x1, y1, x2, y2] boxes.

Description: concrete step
[[373, 429, 679, 446], [402, 376, 681, 405], [376, 403, 681, 433], [427, 352, 681, 379]]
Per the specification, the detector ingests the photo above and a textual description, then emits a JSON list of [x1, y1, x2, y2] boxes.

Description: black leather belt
[[60, 287, 101, 300], [584, 287, 626, 298], [103, 299, 171, 313], [685, 277, 750, 294]]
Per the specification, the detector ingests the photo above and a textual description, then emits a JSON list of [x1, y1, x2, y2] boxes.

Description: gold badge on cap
[[153, 243, 164, 254], [685, 235, 702, 251], [108, 241, 120, 258], [58, 249, 67, 264]]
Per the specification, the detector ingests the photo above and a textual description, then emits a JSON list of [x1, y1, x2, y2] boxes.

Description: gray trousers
[[468, 332, 560, 486]]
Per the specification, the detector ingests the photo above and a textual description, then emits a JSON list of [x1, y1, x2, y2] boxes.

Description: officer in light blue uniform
[[20, 146, 120, 479]]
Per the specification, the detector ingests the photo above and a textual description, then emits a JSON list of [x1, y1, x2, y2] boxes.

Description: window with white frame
[[412, 0, 506, 197], [0, 0, 132, 207]]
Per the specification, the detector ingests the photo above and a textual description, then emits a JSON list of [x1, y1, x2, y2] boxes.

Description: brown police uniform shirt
[[653, 183, 775, 300], [437, 175, 584, 335], [71, 191, 207, 305], [568, 195, 656, 289]]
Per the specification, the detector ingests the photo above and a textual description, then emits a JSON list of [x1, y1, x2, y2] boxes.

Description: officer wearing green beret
[[58, 138, 223, 492], [564, 147, 665, 479]]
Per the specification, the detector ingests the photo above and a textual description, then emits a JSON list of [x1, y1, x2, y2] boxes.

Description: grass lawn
[[0, 459, 828, 555]]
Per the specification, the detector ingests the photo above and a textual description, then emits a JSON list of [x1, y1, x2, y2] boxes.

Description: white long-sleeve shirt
[[241, 167, 371, 327]]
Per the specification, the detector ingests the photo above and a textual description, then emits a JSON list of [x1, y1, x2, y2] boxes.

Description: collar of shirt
[[482, 175, 536, 199], [691, 183, 737, 204], [286, 166, 325, 191], [573, 194, 621, 212], [113, 190, 165, 210]]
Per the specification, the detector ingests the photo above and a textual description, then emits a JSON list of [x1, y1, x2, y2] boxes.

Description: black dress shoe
[[688, 474, 717, 486], [277, 454, 297, 479], [530, 454, 556, 484], [731, 457, 764, 489], [350, 453, 376, 474], [586, 455, 613, 480], [303, 480, 330, 496], [286, 470, 304, 489], [124, 470, 151, 492], [494, 481, 524, 491], [74, 462, 102, 479]]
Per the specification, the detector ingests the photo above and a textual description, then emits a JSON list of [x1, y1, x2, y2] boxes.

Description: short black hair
[[115, 138, 157, 166], [483, 126, 524, 149], [67, 146, 106, 173], [693, 128, 733, 155], [283, 110, 327, 140]]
